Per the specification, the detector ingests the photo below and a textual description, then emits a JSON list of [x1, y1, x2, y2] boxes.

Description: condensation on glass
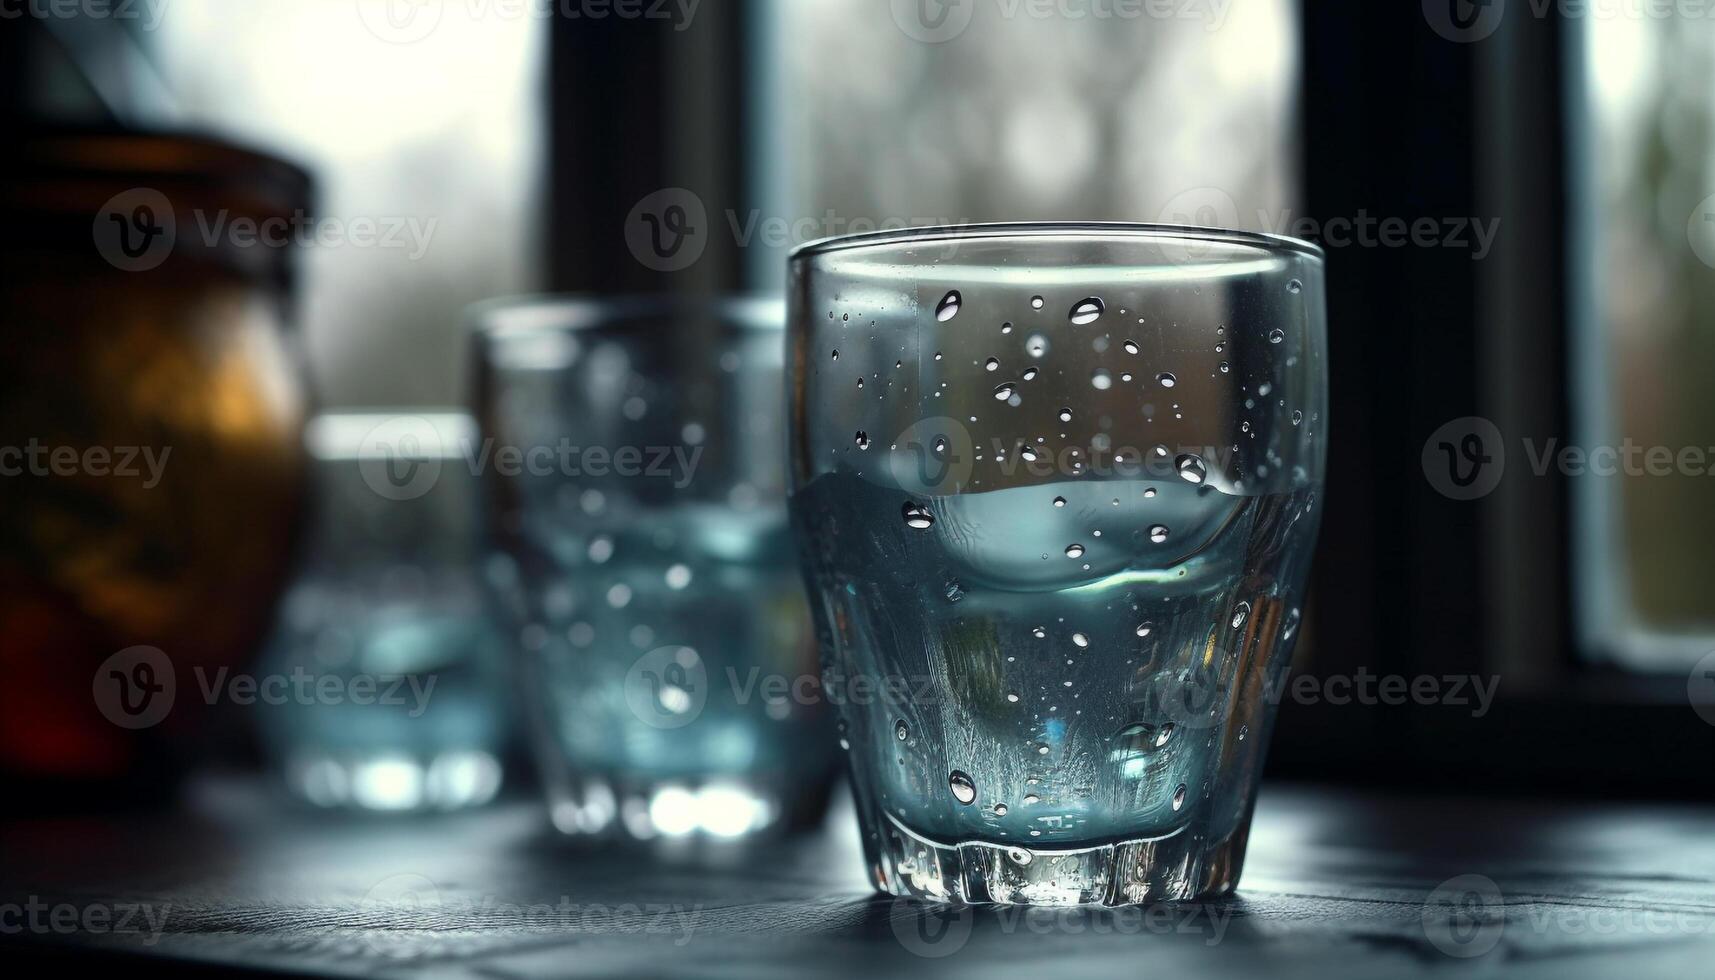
[[788, 224, 1326, 904]]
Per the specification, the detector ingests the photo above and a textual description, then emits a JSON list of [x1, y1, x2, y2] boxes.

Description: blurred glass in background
[[255, 413, 512, 811], [473, 298, 835, 843], [1578, 16, 1715, 667]]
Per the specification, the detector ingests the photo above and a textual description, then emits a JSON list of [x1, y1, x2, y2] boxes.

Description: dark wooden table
[[4, 777, 1714, 978]]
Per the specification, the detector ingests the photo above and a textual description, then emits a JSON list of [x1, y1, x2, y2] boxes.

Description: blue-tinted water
[[791, 473, 1318, 849]]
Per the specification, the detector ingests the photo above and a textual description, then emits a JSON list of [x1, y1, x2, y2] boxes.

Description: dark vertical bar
[[1278, 2, 1488, 778], [547, 2, 755, 296]]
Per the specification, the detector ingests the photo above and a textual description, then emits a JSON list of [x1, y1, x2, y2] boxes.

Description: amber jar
[[0, 130, 314, 799]]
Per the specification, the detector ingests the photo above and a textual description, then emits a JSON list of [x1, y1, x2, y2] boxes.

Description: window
[[1576, 15, 1715, 669]]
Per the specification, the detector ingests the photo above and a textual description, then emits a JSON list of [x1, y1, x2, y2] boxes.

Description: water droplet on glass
[[854, 430, 870, 449], [1006, 692, 1020, 703], [1065, 544, 1085, 559], [1287, 279, 1303, 294], [1292, 409, 1303, 425], [1022, 793, 1041, 805], [1036, 743, 1051, 756], [1030, 295, 1045, 310], [1020, 446, 1039, 462], [1172, 784, 1187, 811], [1057, 407, 1073, 424], [1091, 370, 1112, 391], [1053, 496, 1067, 508], [896, 720, 910, 741], [1123, 339, 1140, 355], [1022, 366, 1040, 380], [1149, 525, 1169, 544], [1135, 622, 1153, 637], [1143, 487, 1157, 498], [985, 357, 1000, 372], [1157, 372, 1177, 388], [902, 502, 934, 530], [1069, 297, 1104, 325], [1072, 632, 1089, 648], [993, 383, 1016, 401], [1175, 454, 1208, 484], [1218, 361, 1230, 374], [1155, 723, 1175, 748], [830, 349, 839, 361], [936, 290, 962, 322], [992, 802, 1009, 817], [1231, 601, 1251, 629], [1008, 846, 1032, 865], [1268, 328, 1286, 344], [949, 771, 976, 805], [1031, 626, 1047, 639]]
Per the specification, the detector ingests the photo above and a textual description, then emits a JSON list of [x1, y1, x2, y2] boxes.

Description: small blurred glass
[[255, 412, 512, 811], [471, 297, 835, 843]]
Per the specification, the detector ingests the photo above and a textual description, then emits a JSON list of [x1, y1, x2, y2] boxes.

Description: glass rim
[[466, 293, 784, 337], [788, 221, 1325, 263]]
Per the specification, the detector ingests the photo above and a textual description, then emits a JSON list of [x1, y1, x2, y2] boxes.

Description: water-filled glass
[[473, 297, 836, 843], [787, 224, 1326, 904]]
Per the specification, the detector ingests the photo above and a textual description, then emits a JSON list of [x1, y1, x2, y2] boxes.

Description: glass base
[[544, 772, 830, 846], [871, 811, 1248, 906]]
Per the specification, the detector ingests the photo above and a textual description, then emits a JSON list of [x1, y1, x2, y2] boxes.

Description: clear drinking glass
[[257, 412, 512, 812], [472, 296, 836, 843], [787, 224, 1326, 904]]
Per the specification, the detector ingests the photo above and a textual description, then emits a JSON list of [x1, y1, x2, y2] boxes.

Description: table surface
[[4, 778, 1715, 979]]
